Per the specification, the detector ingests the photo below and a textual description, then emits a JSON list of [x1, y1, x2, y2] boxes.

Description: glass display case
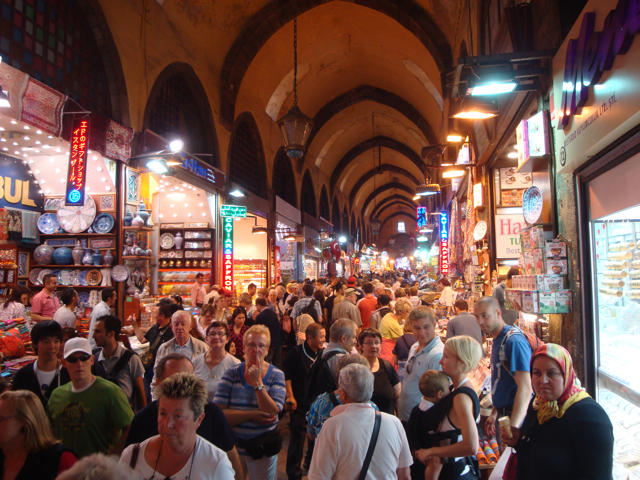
[[234, 260, 267, 290], [590, 206, 640, 476]]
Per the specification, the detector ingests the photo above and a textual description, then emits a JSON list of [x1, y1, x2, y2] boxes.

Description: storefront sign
[[66, 118, 89, 206], [516, 120, 529, 167], [440, 212, 449, 275], [177, 153, 224, 188], [275, 246, 281, 283], [456, 144, 470, 164], [222, 217, 234, 290], [0, 155, 40, 210], [220, 205, 247, 218], [527, 111, 549, 157], [416, 207, 427, 229], [553, 0, 640, 172], [473, 183, 484, 208], [495, 213, 525, 258]]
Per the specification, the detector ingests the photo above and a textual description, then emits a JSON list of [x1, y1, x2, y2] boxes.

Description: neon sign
[[220, 205, 247, 218], [440, 212, 449, 275], [65, 119, 89, 206], [222, 217, 234, 290], [416, 207, 427, 229]]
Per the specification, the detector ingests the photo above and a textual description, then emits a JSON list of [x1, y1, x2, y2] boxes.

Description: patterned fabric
[[106, 120, 134, 163], [229, 324, 248, 357], [0, 63, 29, 122], [21, 211, 39, 241], [7, 210, 21, 242], [531, 344, 591, 424], [0, 209, 8, 241], [20, 78, 67, 136], [463, 170, 476, 262], [0, 301, 26, 321]]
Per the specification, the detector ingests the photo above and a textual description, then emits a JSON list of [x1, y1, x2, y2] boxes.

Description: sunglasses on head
[[66, 354, 92, 363]]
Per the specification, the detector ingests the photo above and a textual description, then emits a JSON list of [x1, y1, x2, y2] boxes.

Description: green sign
[[221, 205, 247, 218]]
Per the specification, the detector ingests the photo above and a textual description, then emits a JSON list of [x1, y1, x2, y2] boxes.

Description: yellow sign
[[0, 177, 37, 207]]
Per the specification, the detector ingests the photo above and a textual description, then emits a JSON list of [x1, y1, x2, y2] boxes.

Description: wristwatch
[[255, 384, 264, 392]]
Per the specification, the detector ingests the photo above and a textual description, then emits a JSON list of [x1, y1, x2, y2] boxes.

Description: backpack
[[305, 349, 341, 402], [498, 326, 543, 378], [92, 348, 136, 384], [301, 299, 319, 322]]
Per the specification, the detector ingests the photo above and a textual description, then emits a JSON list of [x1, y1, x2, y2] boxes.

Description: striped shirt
[[213, 362, 286, 440]]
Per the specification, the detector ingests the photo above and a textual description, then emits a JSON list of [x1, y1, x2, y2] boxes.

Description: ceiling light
[[101, 177, 107, 182], [36, 130, 42, 134], [159, 214, 164, 218], [97, 167, 103, 172], [45, 189, 50, 194], [169, 139, 184, 152], [13, 150, 18, 154], [10, 120, 16, 124], [507, 152, 518, 158], [48, 158, 55, 163], [56, 148, 61, 152], [23, 125, 29, 130], [0, 139, 5, 142], [47, 135, 53, 139], [284, 231, 297, 241], [86, 186, 90, 191], [23, 136, 29, 140], [415, 183, 441, 196], [2, 148, 6, 151], [453, 110, 497, 119], [201, 213, 206, 216], [184, 203, 189, 207], [28, 159, 33, 164], [42, 144, 50, 149], [229, 189, 245, 197], [92, 156, 97, 161], [146, 160, 169, 174], [470, 82, 517, 96], [199, 203, 203, 207], [187, 213, 192, 217], [35, 140, 40, 144], [105, 186, 111, 191], [40, 179, 45, 184], [446, 131, 464, 143], [173, 213, 177, 217], [12, 142, 17, 146], [54, 168, 59, 173], [413, 195, 420, 201], [252, 226, 268, 234], [442, 166, 466, 178], [167, 193, 185, 199], [60, 178, 65, 183], [34, 170, 40, 174]]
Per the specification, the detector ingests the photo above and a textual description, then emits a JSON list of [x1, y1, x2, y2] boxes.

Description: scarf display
[[532, 344, 590, 424]]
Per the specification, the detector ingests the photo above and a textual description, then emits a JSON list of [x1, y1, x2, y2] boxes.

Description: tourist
[[392, 320, 417, 381], [331, 288, 362, 333], [53, 288, 78, 329], [356, 282, 378, 329], [446, 299, 484, 355], [88, 287, 116, 349], [228, 307, 250, 359], [359, 328, 400, 415], [379, 298, 412, 341], [255, 298, 284, 368], [31, 274, 59, 324], [190, 272, 206, 308], [0, 285, 29, 322]]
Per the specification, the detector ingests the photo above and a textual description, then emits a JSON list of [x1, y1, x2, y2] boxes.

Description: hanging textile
[[0, 209, 8, 242], [463, 171, 476, 262], [20, 78, 67, 136], [451, 199, 465, 277], [6, 210, 21, 242], [21, 211, 40, 242], [0, 63, 29, 123]]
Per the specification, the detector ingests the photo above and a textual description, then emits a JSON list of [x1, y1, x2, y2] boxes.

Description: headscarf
[[531, 343, 590, 424]]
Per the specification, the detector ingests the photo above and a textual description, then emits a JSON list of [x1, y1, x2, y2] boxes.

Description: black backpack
[[301, 299, 319, 322], [305, 349, 341, 402], [92, 348, 136, 384]]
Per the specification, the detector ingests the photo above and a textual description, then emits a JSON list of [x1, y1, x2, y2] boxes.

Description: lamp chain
[[293, 18, 298, 106]]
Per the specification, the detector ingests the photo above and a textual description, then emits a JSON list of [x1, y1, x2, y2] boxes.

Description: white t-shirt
[[120, 436, 234, 480], [52, 307, 77, 329], [308, 403, 413, 480], [192, 352, 241, 402]]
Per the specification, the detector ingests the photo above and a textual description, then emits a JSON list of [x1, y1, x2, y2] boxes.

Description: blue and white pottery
[[92, 249, 103, 266], [34, 242, 54, 265], [52, 247, 73, 266], [82, 249, 93, 265]]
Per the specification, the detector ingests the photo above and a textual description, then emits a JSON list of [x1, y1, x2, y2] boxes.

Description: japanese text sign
[[66, 118, 90, 206]]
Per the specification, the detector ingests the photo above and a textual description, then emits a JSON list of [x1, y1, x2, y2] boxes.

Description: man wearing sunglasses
[[47, 337, 134, 458]]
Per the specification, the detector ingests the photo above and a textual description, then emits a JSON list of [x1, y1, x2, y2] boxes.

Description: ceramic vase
[[82, 249, 93, 265], [103, 249, 114, 266], [123, 245, 132, 256], [92, 249, 103, 266], [123, 210, 133, 226], [34, 242, 54, 265], [72, 241, 84, 266], [53, 247, 73, 266], [174, 232, 183, 249], [138, 209, 149, 227], [131, 213, 145, 227], [146, 210, 154, 228]]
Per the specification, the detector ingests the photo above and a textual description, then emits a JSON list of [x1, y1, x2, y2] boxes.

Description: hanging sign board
[[495, 213, 525, 258], [65, 118, 89, 206], [473, 183, 484, 209], [440, 212, 449, 275], [220, 205, 247, 218], [416, 207, 427, 229], [222, 217, 234, 290]]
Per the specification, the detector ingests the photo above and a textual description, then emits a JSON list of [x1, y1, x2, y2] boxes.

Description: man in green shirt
[[48, 337, 133, 458]]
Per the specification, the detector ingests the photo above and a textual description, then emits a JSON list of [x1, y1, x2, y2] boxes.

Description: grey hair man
[[308, 364, 412, 480]]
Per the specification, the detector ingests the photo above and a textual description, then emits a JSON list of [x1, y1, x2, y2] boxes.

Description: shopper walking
[[88, 287, 116, 349], [446, 299, 485, 355], [359, 328, 400, 415], [356, 282, 378, 329], [331, 288, 362, 332]]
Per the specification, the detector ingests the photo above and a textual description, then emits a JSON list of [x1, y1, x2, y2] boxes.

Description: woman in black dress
[[358, 328, 400, 414]]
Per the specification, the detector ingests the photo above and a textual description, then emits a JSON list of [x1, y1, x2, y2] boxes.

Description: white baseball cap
[[63, 337, 92, 359]]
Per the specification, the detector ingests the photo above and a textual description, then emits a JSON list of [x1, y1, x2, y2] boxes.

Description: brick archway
[[349, 165, 420, 205], [362, 183, 415, 216], [369, 194, 415, 219], [375, 202, 417, 222], [381, 211, 416, 230], [219, 0, 453, 129]]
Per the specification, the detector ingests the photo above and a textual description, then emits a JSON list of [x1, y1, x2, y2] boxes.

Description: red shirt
[[31, 290, 60, 319], [357, 296, 378, 329]]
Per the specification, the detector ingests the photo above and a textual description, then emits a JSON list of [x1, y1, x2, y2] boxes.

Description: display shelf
[[158, 268, 210, 272], [29, 264, 106, 268], [40, 233, 116, 237], [122, 226, 154, 232], [122, 256, 152, 260]]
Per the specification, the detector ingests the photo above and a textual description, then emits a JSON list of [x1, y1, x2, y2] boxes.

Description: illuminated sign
[[0, 155, 40, 210], [65, 119, 89, 206], [526, 111, 549, 157], [473, 183, 484, 209], [516, 119, 529, 168], [220, 205, 247, 218], [275, 246, 281, 283], [222, 217, 234, 290], [440, 212, 449, 275], [557, 6, 640, 128], [416, 207, 427, 229]]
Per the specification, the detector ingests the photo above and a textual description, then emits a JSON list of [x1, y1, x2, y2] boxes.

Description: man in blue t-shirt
[[474, 296, 532, 447]]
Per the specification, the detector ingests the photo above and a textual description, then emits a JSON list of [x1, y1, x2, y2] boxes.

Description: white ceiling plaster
[[403, 59, 443, 111], [315, 128, 345, 167], [265, 63, 310, 121], [340, 162, 359, 192]]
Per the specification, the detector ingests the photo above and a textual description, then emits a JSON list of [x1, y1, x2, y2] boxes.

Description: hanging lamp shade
[[370, 217, 382, 235], [415, 183, 441, 196], [277, 105, 314, 160]]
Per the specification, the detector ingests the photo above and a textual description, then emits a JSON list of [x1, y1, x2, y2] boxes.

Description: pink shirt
[[191, 282, 206, 306], [31, 290, 60, 319]]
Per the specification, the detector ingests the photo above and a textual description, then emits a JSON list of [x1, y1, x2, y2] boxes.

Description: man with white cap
[[47, 337, 134, 458]]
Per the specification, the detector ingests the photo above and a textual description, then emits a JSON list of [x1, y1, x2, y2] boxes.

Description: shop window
[[319, 186, 330, 220], [332, 197, 341, 233], [0, 0, 111, 116], [397, 221, 405, 233], [272, 149, 297, 207], [300, 170, 316, 218], [229, 116, 267, 198]]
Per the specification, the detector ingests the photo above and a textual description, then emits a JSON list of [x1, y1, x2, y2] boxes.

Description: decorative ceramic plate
[[111, 265, 129, 282], [37, 213, 60, 234], [78, 270, 88, 286], [29, 268, 42, 285], [473, 221, 488, 241], [37, 269, 52, 284], [78, 292, 90, 304], [69, 270, 80, 286], [58, 269, 71, 286], [522, 186, 543, 225], [92, 213, 115, 234], [50, 270, 61, 281], [57, 196, 97, 234], [86, 269, 102, 286], [160, 232, 175, 250]]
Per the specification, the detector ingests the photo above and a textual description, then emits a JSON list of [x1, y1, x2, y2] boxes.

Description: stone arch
[[375, 202, 417, 222], [219, 0, 453, 129], [362, 183, 415, 216], [227, 111, 268, 198], [144, 62, 220, 167], [369, 194, 415, 219], [330, 137, 423, 197], [319, 186, 330, 221], [343, 206, 349, 235], [349, 165, 420, 205], [351, 213, 357, 237], [300, 170, 317, 217], [272, 147, 298, 207], [332, 197, 342, 233]]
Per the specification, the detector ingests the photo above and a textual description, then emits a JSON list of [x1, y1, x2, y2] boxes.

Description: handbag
[[236, 426, 283, 460], [358, 411, 382, 480]]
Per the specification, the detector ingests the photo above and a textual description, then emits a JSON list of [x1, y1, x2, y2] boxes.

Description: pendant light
[[277, 18, 314, 160]]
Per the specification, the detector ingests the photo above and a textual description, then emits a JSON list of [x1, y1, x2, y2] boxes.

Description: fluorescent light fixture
[[284, 232, 297, 241], [229, 189, 245, 197], [314, 247, 322, 253], [169, 139, 184, 152], [442, 166, 465, 178], [446, 131, 464, 143], [470, 82, 517, 96], [507, 152, 518, 158], [415, 183, 441, 196], [413, 195, 420, 201], [417, 235, 428, 242], [453, 110, 497, 119], [147, 160, 169, 174], [339, 236, 346, 243]]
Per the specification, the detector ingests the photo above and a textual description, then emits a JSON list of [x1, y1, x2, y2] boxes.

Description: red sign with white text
[[440, 212, 449, 275], [222, 217, 234, 290]]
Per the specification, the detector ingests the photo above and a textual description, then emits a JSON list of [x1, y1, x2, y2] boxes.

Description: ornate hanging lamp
[[277, 18, 314, 160]]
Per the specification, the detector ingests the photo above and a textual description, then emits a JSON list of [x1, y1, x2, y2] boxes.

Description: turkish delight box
[[532, 249, 545, 274], [545, 240, 567, 258], [524, 252, 535, 275], [505, 289, 523, 311], [543, 275, 565, 291], [539, 291, 556, 314], [555, 290, 572, 313], [521, 291, 539, 314], [520, 229, 532, 252], [546, 259, 568, 276], [527, 226, 546, 250]]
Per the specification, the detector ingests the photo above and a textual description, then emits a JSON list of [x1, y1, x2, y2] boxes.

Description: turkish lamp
[[370, 217, 381, 235], [446, 130, 464, 143], [277, 104, 314, 160], [442, 165, 466, 179], [415, 183, 441, 196]]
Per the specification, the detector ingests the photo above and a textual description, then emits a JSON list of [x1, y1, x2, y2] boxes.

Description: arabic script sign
[[220, 205, 247, 218]]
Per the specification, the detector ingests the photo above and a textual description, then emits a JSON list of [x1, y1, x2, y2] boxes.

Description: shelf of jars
[[121, 201, 156, 299], [157, 223, 214, 271]]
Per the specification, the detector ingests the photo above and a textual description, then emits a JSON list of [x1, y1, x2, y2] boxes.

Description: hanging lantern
[[370, 217, 381, 235], [277, 18, 314, 160]]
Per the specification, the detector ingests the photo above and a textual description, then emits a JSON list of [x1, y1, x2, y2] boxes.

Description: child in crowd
[[408, 370, 451, 480]]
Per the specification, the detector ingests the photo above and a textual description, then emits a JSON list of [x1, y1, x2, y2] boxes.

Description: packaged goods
[[632, 260, 640, 269], [604, 260, 631, 269], [599, 288, 623, 297], [539, 291, 555, 314], [605, 270, 629, 278], [546, 259, 568, 275], [543, 275, 565, 290], [545, 240, 567, 258], [505, 289, 522, 311], [608, 251, 633, 260], [555, 290, 572, 313], [629, 280, 640, 289], [629, 270, 640, 278], [520, 230, 531, 252], [483, 442, 498, 463], [601, 279, 625, 288], [521, 291, 539, 314], [524, 252, 534, 275], [532, 249, 545, 274], [527, 226, 546, 250]]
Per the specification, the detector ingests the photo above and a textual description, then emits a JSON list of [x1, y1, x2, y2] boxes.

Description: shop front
[[299, 214, 322, 281], [551, 0, 640, 473], [274, 196, 300, 284]]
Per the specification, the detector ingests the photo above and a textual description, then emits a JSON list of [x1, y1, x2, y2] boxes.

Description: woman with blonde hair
[[211, 295, 232, 324], [379, 297, 413, 341], [214, 325, 286, 479], [0, 390, 77, 480]]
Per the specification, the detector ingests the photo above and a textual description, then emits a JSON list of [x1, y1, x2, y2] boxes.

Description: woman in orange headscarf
[[501, 344, 613, 480]]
